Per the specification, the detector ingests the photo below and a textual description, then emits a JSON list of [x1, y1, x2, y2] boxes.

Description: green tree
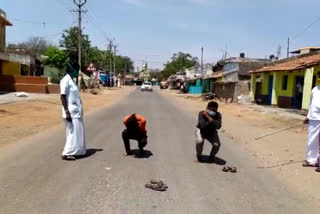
[[115, 56, 134, 73], [101, 51, 134, 74], [43, 46, 68, 69], [162, 52, 199, 78], [43, 46, 68, 84], [59, 27, 91, 69], [86, 46, 104, 68]]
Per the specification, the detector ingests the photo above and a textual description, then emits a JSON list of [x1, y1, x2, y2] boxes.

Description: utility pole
[[107, 38, 114, 73], [287, 37, 290, 58], [201, 46, 204, 74], [73, 0, 87, 86], [277, 45, 282, 59], [113, 44, 119, 76]]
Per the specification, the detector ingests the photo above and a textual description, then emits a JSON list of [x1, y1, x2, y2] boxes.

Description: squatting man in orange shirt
[[122, 114, 148, 156]]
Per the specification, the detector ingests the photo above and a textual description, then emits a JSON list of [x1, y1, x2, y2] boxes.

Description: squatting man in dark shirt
[[195, 101, 222, 162]]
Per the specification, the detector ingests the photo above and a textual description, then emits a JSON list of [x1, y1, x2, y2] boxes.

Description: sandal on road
[[302, 161, 317, 167], [150, 180, 168, 189], [222, 166, 231, 172], [230, 166, 237, 173], [145, 183, 166, 191]]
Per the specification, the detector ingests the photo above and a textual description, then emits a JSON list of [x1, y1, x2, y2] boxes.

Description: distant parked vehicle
[[160, 81, 168, 89], [141, 82, 153, 91]]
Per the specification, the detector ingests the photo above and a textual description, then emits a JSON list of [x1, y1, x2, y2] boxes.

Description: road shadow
[[76, 148, 104, 159], [199, 156, 227, 165], [131, 149, 153, 159]]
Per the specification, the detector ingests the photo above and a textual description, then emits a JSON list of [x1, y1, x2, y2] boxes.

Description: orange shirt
[[123, 114, 147, 134]]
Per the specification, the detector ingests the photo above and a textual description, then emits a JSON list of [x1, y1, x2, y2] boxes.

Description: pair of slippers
[[145, 180, 168, 191], [302, 161, 320, 172], [222, 166, 237, 173]]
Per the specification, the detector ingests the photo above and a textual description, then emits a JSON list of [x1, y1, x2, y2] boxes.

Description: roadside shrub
[[49, 69, 65, 84]]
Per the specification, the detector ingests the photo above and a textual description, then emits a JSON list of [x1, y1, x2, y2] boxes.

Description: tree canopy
[[7, 36, 51, 54], [162, 52, 199, 78], [59, 27, 91, 69], [43, 46, 68, 70]]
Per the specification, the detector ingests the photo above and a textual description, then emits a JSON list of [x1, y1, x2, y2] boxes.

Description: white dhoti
[[307, 120, 320, 165], [62, 118, 87, 156]]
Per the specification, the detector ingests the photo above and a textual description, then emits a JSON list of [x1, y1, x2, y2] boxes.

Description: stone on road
[[0, 88, 316, 214]]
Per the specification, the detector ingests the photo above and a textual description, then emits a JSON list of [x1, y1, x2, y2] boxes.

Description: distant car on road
[[141, 82, 153, 91], [160, 81, 168, 89]]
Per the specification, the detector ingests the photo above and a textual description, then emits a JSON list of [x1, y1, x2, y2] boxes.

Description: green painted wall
[[261, 73, 269, 95], [196, 79, 202, 86]]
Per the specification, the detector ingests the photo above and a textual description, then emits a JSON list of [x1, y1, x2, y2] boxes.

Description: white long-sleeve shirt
[[307, 86, 320, 120], [60, 74, 83, 119]]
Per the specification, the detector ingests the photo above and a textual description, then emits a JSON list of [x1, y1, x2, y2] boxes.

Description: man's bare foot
[[61, 155, 76, 161], [124, 152, 133, 156]]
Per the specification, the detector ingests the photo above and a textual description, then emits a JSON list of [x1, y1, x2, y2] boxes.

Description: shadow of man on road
[[130, 149, 153, 159], [199, 156, 227, 165], [76, 148, 104, 159]]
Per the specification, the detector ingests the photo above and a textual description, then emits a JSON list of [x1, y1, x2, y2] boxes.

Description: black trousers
[[122, 129, 147, 154], [195, 128, 221, 159]]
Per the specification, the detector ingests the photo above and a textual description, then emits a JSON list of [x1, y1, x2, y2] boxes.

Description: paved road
[[0, 88, 316, 214]]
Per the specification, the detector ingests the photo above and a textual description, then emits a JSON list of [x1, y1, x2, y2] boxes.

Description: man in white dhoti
[[60, 62, 87, 161], [304, 73, 320, 172]]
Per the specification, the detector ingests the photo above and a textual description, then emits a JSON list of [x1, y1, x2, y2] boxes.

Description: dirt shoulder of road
[[162, 89, 320, 208], [0, 87, 134, 147]]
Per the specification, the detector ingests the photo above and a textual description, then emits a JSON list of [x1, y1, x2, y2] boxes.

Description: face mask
[[208, 110, 216, 117], [67, 63, 79, 78]]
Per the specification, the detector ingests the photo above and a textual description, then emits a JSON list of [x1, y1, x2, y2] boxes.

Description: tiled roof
[[252, 53, 320, 73], [238, 61, 268, 76]]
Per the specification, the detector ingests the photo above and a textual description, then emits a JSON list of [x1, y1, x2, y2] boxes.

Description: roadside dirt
[[0, 87, 134, 147], [162, 89, 320, 208]]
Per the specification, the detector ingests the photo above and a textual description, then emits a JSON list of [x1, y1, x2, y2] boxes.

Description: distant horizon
[[3, 0, 320, 69]]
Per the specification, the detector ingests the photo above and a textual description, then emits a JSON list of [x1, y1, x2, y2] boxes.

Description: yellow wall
[[261, 73, 269, 95], [1, 61, 21, 75], [261, 70, 305, 97], [254, 65, 320, 109]]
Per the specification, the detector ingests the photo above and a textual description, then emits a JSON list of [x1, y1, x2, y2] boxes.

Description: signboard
[[86, 62, 97, 72]]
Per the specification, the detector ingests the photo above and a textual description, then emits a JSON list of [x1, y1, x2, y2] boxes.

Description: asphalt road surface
[[0, 88, 317, 214]]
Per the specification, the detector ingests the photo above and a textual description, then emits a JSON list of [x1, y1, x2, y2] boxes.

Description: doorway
[[267, 75, 273, 105], [293, 76, 304, 109]]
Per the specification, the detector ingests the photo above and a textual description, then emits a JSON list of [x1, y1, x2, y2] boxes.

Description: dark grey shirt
[[197, 111, 222, 136]]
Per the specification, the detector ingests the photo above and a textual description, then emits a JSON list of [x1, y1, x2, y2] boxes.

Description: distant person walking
[[60, 62, 87, 161], [304, 72, 320, 171], [195, 101, 222, 162], [122, 114, 148, 156]]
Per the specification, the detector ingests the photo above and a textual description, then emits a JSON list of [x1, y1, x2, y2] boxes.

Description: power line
[[84, 7, 111, 40], [84, 13, 110, 42], [293, 15, 320, 39], [54, 0, 74, 10]]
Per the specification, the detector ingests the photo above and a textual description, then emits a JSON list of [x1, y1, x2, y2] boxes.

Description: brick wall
[[0, 74, 58, 93]]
